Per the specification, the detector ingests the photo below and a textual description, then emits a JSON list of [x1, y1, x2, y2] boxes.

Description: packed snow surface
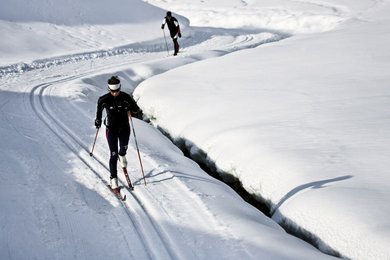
[[1, 0, 390, 259]]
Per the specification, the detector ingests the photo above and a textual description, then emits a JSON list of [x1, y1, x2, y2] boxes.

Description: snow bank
[[135, 0, 390, 259], [0, 0, 182, 66], [2, 0, 390, 258], [146, 0, 349, 33]]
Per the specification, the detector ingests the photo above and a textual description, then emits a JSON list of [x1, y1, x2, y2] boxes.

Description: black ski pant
[[106, 127, 130, 179], [173, 38, 179, 55]]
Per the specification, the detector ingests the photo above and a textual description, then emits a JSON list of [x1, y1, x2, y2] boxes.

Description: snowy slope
[[1, 0, 390, 259], [0, 0, 183, 66], [0, 0, 337, 259], [135, 0, 390, 259]]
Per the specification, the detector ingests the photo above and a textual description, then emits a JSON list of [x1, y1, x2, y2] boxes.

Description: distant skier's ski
[[108, 185, 126, 201], [122, 167, 134, 191]]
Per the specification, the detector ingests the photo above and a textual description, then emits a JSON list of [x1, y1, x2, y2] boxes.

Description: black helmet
[[107, 76, 121, 91], [166, 11, 172, 17]]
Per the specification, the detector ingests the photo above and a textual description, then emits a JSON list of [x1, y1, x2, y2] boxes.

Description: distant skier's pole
[[89, 128, 100, 156], [128, 112, 147, 186], [162, 29, 169, 55]]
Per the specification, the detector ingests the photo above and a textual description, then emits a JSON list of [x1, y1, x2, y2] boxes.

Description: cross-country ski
[[122, 167, 134, 191], [108, 185, 127, 201]]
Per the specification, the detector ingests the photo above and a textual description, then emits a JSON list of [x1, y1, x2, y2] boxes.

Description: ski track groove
[[137, 158, 253, 259], [132, 180, 201, 259], [32, 77, 241, 260], [29, 79, 181, 260], [41, 81, 177, 259]]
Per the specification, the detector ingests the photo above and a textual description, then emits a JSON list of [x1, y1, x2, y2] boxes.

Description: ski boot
[[109, 177, 125, 200], [119, 155, 127, 168], [119, 155, 133, 190]]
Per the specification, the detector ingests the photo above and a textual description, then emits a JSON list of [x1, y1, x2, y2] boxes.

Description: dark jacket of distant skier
[[161, 11, 182, 56], [94, 76, 141, 191]]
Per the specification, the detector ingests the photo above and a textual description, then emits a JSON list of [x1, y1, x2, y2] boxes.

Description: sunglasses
[[108, 83, 121, 92]]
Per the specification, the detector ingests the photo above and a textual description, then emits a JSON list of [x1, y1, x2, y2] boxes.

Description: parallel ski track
[[31, 77, 239, 260], [29, 78, 179, 260], [24, 31, 283, 259], [135, 157, 253, 259], [31, 76, 251, 260]]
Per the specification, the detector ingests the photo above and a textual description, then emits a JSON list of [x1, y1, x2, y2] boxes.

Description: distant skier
[[161, 11, 182, 56], [94, 76, 141, 193]]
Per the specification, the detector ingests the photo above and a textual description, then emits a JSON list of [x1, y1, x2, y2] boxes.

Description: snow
[[1, 0, 389, 259]]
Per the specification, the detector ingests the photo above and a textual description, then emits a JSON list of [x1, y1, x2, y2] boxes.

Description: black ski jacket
[[96, 91, 140, 130], [163, 16, 180, 38]]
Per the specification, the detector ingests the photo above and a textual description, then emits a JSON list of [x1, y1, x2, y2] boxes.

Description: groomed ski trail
[[36, 71, 254, 260], [1, 28, 286, 259], [30, 79, 179, 260]]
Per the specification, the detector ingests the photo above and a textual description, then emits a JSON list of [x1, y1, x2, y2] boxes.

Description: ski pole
[[90, 127, 100, 156], [162, 28, 169, 55], [129, 112, 147, 186]]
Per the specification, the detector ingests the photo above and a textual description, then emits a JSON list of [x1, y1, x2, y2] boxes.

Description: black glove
[[178, 32, 182, 38], [131, 110, 143, 120], [95, 119, 102, 129], [161, 24, 165, 29]]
